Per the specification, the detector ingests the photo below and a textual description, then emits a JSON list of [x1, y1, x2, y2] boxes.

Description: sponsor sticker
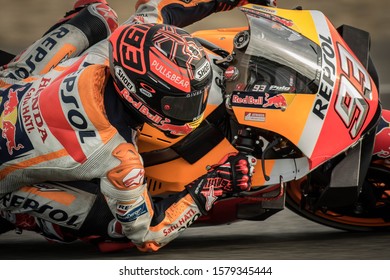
[[263, 93, 287, 108], [150, 55, 190, 91], [163, 208, 198, 236], [115, 66, 136, 93], [117, 202, 147, 223], [244, 112, 266, 122]]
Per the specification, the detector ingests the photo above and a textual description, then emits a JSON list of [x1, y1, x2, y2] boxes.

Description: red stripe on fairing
[[308, 17, 379, 169], [39, 61, 88, 163]]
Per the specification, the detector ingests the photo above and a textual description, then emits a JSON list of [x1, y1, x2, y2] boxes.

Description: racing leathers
[[0, 0, 262, 251]]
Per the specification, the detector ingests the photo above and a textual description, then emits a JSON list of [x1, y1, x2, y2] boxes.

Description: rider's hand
[[206, 152, 256, 193], [186, 152, 257, 212]]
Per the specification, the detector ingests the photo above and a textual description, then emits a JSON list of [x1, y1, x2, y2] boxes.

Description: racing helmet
[[109, 23, 213, 137]]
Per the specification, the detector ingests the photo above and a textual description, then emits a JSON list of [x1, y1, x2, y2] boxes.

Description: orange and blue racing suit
[[0, 0, 264, 251]]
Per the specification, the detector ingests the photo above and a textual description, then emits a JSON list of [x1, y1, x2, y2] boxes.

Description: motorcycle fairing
[[316, 125, 378, 208], [144, 138, 238, 196], [302, 11, 379, 169], [255, 157, 310, 186], [230, 5, 380, 171]]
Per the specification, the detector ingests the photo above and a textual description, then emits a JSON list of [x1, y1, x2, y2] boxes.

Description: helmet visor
[[161, 85, 210, 121]]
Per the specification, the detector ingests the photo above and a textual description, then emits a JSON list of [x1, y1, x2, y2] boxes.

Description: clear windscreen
[[227, 9, 322, 95]]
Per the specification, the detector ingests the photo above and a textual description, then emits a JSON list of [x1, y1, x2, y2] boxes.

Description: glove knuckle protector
[[186, 152, 257, 213]]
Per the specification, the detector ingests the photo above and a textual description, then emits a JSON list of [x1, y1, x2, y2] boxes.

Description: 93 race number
[[334, 43, 372, 139]]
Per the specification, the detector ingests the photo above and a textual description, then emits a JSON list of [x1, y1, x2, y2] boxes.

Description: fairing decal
[[297, 11, 335, 163], [299, 11, 379, 169]]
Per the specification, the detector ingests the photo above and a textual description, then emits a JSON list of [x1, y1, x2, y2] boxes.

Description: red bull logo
[[373, 111, 390, 158], [232, 95, 263, 105], [1, 88, 24, 155], [263, 93, 287, 109]]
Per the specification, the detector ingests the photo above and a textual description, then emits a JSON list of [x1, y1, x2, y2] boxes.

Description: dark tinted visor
[[161, 86, 210, 121]]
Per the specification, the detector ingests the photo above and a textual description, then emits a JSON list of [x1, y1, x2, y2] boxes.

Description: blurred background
[[0, 0, 389, 89]]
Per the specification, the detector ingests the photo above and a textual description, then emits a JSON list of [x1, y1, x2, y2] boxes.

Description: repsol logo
[[0, 193, 79, 227], [312, 34, 336, 120], [9, 27, 70, 80], [60, 72, 97, 142]]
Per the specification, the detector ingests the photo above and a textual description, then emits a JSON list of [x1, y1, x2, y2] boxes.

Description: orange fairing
[[233, 94, 317, 145], [145, 138, 238, 195], [192, 27, 246, 53], [107, 143, 145, 190]]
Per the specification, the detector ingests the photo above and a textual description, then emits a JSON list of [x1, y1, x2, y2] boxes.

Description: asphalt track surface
[[2, 208, 390, 260], [1, 0, 390, 261]]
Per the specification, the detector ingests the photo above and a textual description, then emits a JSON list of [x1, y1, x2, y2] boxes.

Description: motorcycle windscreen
[[226, 12, 321, 96]]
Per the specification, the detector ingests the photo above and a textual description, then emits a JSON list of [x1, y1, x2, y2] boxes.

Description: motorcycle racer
[[0, 0, 271, 252]]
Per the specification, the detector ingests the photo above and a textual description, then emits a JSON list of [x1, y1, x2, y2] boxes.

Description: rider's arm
[[125, 0, 275, 27], [129, 0, 219, 27]]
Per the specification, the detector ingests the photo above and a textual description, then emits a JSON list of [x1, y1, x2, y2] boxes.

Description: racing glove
[[186, 152, 257, 214]]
